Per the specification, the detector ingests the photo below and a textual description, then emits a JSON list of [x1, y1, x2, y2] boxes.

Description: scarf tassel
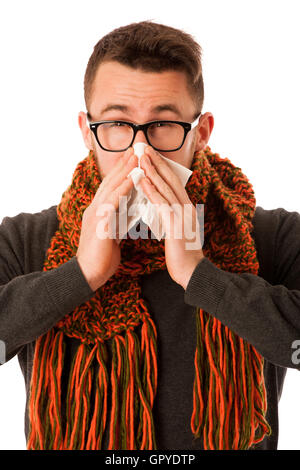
[[27, 314, 158, 450], [191, 308, 271, 450]]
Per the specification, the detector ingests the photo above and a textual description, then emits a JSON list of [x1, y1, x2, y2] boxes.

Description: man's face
[[79, 61, 212, 179]]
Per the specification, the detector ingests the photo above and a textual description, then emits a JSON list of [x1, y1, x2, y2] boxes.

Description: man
[[0, 20, 300, 451]]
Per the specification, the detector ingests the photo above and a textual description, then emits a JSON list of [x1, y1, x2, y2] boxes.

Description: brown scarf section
[[26, 146, 271, 450]]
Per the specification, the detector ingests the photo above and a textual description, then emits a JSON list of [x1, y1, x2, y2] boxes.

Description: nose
[[133, 129, 148, 146]]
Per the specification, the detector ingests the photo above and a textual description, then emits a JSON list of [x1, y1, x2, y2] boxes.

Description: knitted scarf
[[26, 146, 271, 450]]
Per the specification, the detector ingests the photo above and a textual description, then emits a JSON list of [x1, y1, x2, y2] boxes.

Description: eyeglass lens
[[97, 122, 185, 151]]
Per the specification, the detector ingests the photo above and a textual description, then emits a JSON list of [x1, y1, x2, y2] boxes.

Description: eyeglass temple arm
[[191, 113, 201, 129]]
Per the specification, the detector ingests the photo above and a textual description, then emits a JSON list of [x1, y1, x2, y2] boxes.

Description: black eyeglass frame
[[88, 114, 201, 152]]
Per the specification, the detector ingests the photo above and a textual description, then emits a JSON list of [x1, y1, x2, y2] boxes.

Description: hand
[[139, 146, 204, 290], [76, 148, 138, 291]]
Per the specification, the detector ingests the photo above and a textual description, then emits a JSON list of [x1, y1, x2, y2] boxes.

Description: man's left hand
[[139, 146, 204, 290]]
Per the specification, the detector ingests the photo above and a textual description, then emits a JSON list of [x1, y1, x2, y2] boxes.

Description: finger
[[139, 177, 178, 238], [96, 174, 134, 218], [112, 174, 134, 206], [139, 176, 173, 213], [99, 147, 134, 191], [95, 151, 137, 201], [96, 175, 136, 241], [143, 146, 191, 205], [140, 154, 179, 206], [140, 174, 196, 231]]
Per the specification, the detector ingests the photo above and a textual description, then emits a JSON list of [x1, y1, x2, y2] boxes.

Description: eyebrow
[[90, 103, 183, 120]]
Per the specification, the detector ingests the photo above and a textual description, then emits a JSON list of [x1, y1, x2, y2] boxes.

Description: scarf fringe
[[191, 308, 271, 450], [27, 314, 158, 450], [27, 306, 270, 450]]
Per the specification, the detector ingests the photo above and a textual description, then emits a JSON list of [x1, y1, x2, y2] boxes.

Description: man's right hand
[[76, 148, 138, 291]]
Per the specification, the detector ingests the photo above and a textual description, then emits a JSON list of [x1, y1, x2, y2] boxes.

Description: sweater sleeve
[[184, 207, 300, 370], [0, 209, 95, 364]]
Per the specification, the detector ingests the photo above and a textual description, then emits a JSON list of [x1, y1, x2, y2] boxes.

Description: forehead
[[88, 61, 195, 119]]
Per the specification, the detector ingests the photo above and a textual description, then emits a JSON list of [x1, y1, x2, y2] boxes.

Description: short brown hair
[[84, 21, 204, 116]]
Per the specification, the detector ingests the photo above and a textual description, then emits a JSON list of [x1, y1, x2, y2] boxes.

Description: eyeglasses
[[88, 114, 201, 152]]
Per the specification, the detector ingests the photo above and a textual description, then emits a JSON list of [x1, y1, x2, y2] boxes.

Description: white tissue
[[116, 142, 193, 242]]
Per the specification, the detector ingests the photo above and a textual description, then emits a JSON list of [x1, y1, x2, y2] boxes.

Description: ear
[[78, 111, 94, 151], [194, 112, 214, 152]]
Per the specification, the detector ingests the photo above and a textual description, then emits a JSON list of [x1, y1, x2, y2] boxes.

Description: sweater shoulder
[[1, 205, 58, 228], [0, 205, 59, 279], [252, 205, 300, 239], [251, 206, 300, 284]]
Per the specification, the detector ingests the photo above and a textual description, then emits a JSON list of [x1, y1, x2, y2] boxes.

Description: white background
[[0, 0, 299, 450]]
